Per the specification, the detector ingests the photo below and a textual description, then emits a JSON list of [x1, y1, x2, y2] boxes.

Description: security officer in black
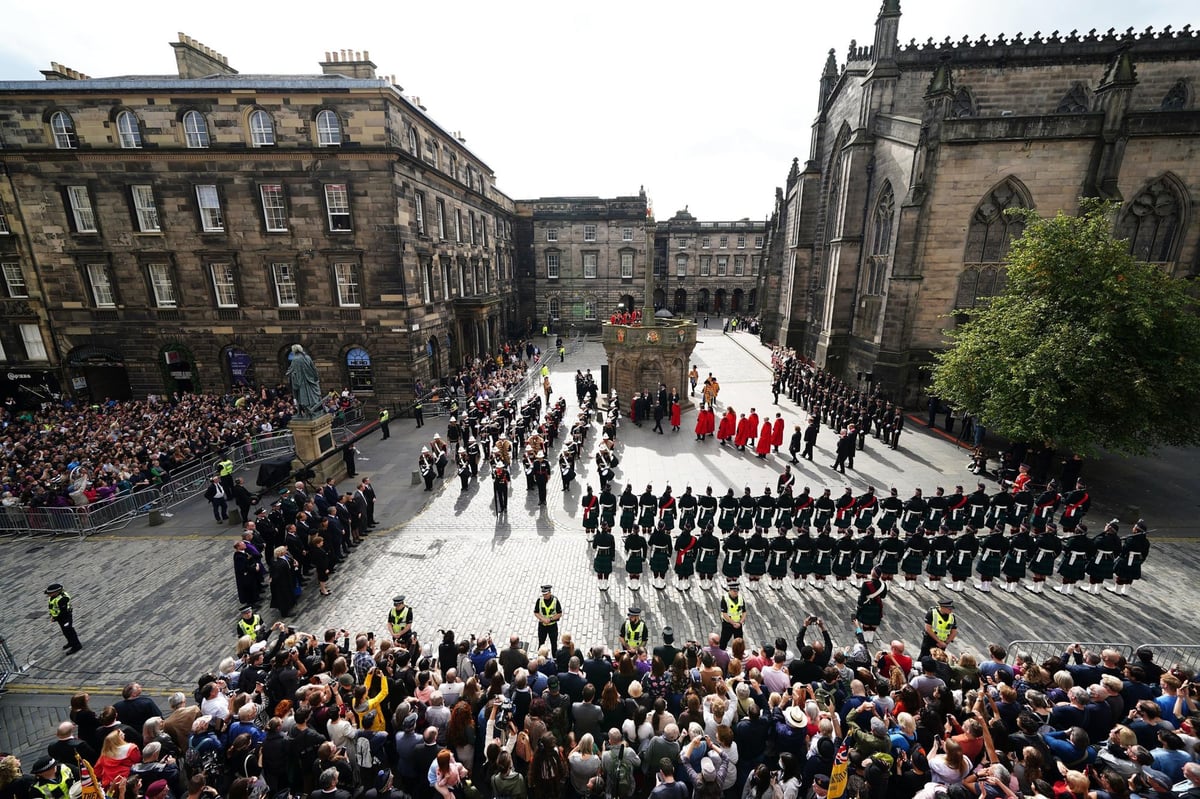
[[236, 606, 266, 642], [534, 585, 563, 657], [388, 595, 414, 646], [379, 407, 391, 439], [413, 397, 425, 428], [46, 583, 82, 654]]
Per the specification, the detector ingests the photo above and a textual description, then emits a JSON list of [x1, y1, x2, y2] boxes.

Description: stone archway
[[714, 289, 726, 313], [732, 288, 744, 312], [428, 336, 442, 380], [673, 289, 687, 314], [696, 289, 710, 312], [652, 288, 665, 309]]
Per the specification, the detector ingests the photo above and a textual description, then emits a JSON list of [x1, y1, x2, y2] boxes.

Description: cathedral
[[761, 1, 1200, 404]]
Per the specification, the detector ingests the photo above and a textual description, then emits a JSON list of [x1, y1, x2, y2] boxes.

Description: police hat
[[628, 607, 642, 616], [44, 583, 63, 595], [937, 597, 954, 608], [393, 595, 406, 604], [541, 585, 552, 593], [31, 757, 58, 774], [239, 606, 254, 615]]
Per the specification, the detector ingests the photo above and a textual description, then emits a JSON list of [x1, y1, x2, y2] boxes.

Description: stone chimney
[[41, 62, 91, 81], [171, 33, 237, 78], [319, 49, 377, 79]]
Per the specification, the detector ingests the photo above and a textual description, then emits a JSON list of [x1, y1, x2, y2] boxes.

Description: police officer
[[30, 757, 74, 799], [719, 581, 746, 648], [217, 456, 235, 496], [46, 583, 82, 654], [388, 595, 413, 646], [236, 606, 266, 642], [379, 407, 391, 439], [413, 396, 425, 428], [534, 585, 563, 656], [617, 607, 648, 653], [919, 597, 957, 659]]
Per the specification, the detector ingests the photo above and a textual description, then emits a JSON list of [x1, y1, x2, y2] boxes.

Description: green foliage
[[931, 199, 1200, 456]]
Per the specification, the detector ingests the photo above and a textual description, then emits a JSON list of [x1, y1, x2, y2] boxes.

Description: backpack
[[607, 745, 634, 798]]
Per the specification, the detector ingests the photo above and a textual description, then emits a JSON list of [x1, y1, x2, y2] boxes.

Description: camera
[[495, 698, 514, 726], [368, 631, 375, 641]]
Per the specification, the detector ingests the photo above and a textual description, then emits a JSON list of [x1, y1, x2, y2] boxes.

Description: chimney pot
[[340, 49, 347, 60], [363, 49, 370, 60], [325, 51, 331, 61]]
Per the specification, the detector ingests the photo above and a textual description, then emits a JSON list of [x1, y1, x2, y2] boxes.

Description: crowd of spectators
[[0, 387, 360, 510], [4, 622, 1198, 799], [417, 342, 539, 409]]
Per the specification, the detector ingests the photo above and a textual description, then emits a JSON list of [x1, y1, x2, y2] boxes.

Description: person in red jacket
[[670, 397, 682, 432], [717, 408, 737, 445], [755, 420, 773, 458], [772, 413, 785, 453], [746, 408, 760, 446], [734, 413, 752, 450]]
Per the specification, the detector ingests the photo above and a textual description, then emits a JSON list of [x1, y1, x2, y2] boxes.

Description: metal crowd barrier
[[1, 429, 298, 539], [1136, 643, 1200, 675], [1007, 639, 1135, 667]]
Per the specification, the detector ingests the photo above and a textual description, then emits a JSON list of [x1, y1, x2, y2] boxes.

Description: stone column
[[643, 218, 657, 325]]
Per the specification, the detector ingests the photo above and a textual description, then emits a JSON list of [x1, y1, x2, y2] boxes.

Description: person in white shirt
[[762, 651, 792, 695]]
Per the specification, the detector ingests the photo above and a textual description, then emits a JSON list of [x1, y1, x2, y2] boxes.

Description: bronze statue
[[286, 344, 323, 417]]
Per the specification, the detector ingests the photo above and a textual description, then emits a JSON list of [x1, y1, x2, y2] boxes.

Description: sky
[[1, 0, 1192, 221]]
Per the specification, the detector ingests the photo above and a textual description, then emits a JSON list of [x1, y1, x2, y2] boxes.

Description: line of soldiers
[[772, 354, 906, 449], [582, 472, 1151, 600]]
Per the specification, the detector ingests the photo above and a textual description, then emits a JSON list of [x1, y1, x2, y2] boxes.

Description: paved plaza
[[2, 328, 1198, 760]]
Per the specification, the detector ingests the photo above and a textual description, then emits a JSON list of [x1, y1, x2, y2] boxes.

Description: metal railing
[[1007, 640, 1135, 666], [1, 429, 298, 539], [0, 634, 22, 693], [1135, 643, 1200, 675]]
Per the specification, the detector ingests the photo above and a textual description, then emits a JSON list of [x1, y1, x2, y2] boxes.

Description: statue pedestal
[[289, 414, 342, 484], [602, 322, 698, 411]]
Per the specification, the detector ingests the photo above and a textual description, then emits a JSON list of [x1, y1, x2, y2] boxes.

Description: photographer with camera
[[788, 616, 833, 685]]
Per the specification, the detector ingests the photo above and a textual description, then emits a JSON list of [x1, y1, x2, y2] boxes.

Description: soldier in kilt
[[1054, 523, 1089, 596], [974, 526, 1007, 593], [925, 526, 954, 591], [854, 567, 888, 644], [1001, 524, 1034, 593], [1084, 519, 1122, 595], [791, 528, 815, 590], [695, 526, 721, 589], [767, 529, 793, 590], [678, 487, 698, 533], [625, 525, 647, 592], [639, 485, 659, 532], [619, 485, 638, 535], [718, 489, 738, 534], [775, 487, 795, 534], [811, 526, 836, 589], [737, 488, 757, 534], [1111, 519, 1149, 596], [878, 527, 905, 582], [581, 487, 600, 541], [901, 489, 927, 535], [878, 488, 902, 533], [794, 488, 815, 530], [900, 529, 929, 591], [674, 528, 698, 590], [814, 489, 836, 530], [744, 529, 769, 590], [947, 526, 978, 593], [659, 487, 678, 532], [1026, 524, 1062, 595], [599, 484, 617, 530], [648, 524, 673, 590], [832, 527, 858, 592], [697, 487, 718, 531], [756, 487, 777, 533], [854, 528, 880, 584], [592, 523, 616, 591], [722, 528, 746, 582], [855, 487, 878, 532]]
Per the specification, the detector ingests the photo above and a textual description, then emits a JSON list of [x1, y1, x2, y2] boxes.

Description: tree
[[931, 199, 1200, 457]]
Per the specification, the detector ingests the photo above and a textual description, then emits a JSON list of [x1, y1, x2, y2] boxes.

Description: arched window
[[1056, 83, 1089, 114], [183, 111, 210, 148], [50, 111, 77, 149], [696, 288, 710, 312], [951, 87, 976, 118], [407, 126, 418, 155], [864, 183, 895, 296], [957, 179, 1030, 308], [1161, 80, 1189, 111], [1117, 177, 1184, 264], [249, 109, 275, 146], [315, 110, 341, 146], [116, 110, 141, 148], [346, 347, 374, 392], [548, 297, 561, 321]]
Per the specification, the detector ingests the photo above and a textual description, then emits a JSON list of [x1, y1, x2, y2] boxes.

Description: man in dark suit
[[114, 682, 163, 733], [582, 646, 613, 689], [802, 417, 819, 461], [231, 477, 256, 524], [361, 477, 378, 527], [832, 429, 854, 474], [557, 657, 587, 704], [47, 721, 98, 774]]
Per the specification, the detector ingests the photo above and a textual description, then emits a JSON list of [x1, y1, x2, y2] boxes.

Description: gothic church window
[[1161, 80, 1189, 110], [957, 179, 1030, 308], [951, 88, 976, 118], [864, 183, 894, 296], [1056, 83, 1089, 114], [1118, 178, 1183, 264]]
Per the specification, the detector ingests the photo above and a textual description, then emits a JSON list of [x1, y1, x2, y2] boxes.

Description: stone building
[[514, 197, 765, 333], [0, 35, 517, 408], [769, 1, 1200, 404], [653, 208, 766, 321]]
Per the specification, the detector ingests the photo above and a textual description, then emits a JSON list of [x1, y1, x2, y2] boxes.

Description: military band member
[[925, 526, 954, 590], [1026, 524, 1062, 594], [974, 526, 1007, 593], [624, 525, 648, 592], [1111, 519, 1149, 596], [947, 526, 978, 593], [648, 524, 673, 590], [1001, 523, 1035, 593], [465, 436, 481, 477], [595, 447, 615, 492], [559, 451, 576, 492], [522, 447, 537, 491], [592, 523, 616, 591], [695, 526, 721, 589], [1054, 522, 1090, 595], [492, 458, 510, 514], [456, 449, 471, 490], [778, 466, 796, 496], [419, 446, 437, 491], [719, 582, 747, 648], [1084, 519, 1121, 595]]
